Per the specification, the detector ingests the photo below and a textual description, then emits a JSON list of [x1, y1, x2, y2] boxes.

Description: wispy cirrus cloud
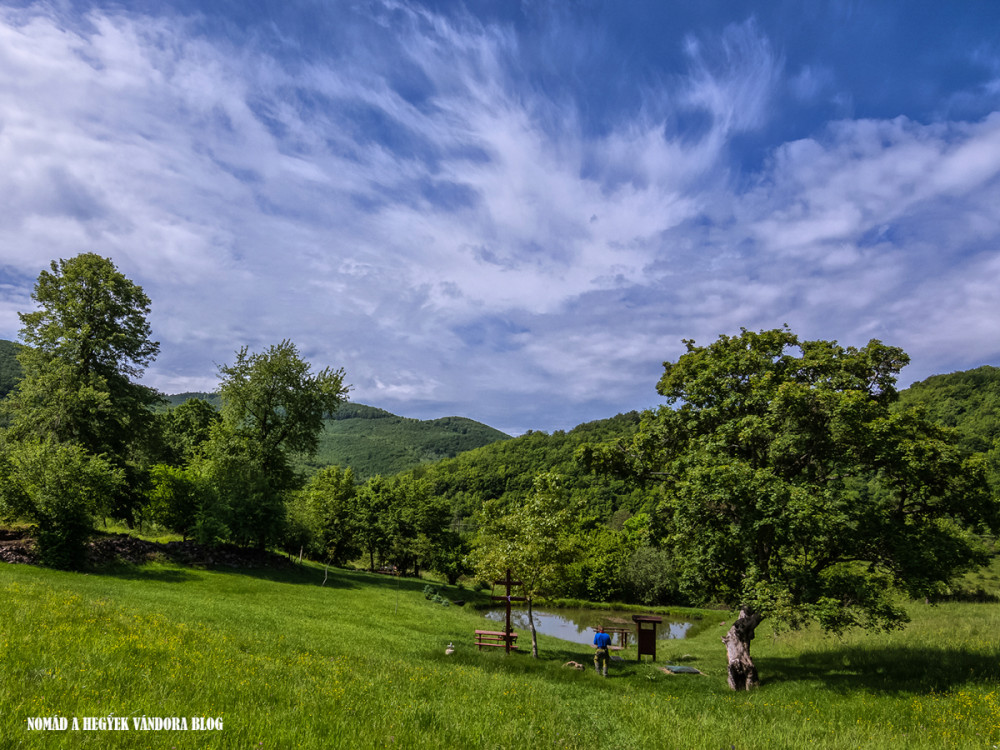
[[1, 2, 998, 433]]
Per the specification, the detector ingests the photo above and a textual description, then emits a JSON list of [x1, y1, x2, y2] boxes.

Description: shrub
[[0, 438, 122, 568]]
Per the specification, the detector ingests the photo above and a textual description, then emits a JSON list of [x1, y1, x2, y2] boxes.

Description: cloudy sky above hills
[[2, 0, 999, 434]]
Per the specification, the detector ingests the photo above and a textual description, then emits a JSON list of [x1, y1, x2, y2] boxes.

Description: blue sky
[[1, 1, 999, 434]]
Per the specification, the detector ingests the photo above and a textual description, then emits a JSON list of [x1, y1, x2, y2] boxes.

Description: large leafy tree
[[583, 328, 998, 689], [3, 254, 161, 532], [209, 340, 348, 548], [218, 341, 348, 471], [7, 254, 160, 450]]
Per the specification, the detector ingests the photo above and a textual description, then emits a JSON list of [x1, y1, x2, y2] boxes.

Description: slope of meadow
[[2, 558, 999, 749]]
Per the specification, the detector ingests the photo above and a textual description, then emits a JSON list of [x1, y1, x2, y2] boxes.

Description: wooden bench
[[604, 627, 630, 651], [474, 630, 518, 650]]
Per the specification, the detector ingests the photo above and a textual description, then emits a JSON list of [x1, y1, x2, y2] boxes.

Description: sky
[[1, 0, 999, 435]]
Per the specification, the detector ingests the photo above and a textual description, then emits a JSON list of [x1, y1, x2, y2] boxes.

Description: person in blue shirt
[[593, 626, 612, 677]]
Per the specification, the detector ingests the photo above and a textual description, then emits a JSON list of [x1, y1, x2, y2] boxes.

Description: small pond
[[484, 608, 694, 647]]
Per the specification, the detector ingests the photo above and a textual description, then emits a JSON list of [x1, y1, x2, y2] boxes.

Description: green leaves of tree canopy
[[1, 255, 161, 557], [584, 327, 999, 690], [285, 465, 358, 565], [208, 341, 350, 548], [218, 341, 348, 466], [0, 437, 122, 568], [472, 473, 582, 658], [5, 254, 161, 459]]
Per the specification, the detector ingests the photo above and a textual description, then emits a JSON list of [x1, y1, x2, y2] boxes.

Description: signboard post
[[632, 614, 663, 662]]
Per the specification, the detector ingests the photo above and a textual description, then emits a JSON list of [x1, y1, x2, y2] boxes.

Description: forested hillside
[[160, 392, 511, 478], [401, 411, 646, 525], [6, 339, 999, 482], [303, 406, 511, 478], [895, 365, 1000, 454]]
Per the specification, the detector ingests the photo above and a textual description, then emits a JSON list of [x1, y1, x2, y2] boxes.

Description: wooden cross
[[491, 568, 526, 654]]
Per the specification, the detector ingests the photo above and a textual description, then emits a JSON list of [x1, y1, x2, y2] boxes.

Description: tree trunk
[[722, 607, 763, 690], [527, 597, 539, 658]]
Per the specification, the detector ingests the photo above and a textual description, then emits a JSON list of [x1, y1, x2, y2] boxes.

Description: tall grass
[[2, 558, 999, 749]]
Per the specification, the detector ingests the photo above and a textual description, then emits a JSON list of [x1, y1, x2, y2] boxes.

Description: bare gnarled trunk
[[722, 607, 763, 690]]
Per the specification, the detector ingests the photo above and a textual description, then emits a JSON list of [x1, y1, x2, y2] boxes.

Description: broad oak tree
[[582, 328, 999, 689]]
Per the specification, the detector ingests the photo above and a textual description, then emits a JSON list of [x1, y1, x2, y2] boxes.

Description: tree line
[[0, 254, 492, 584], [0, 254, 348, 566]]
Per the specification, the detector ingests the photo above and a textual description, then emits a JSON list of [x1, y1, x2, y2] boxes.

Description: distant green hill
[[161, 391, 510, 479], [895, 365, 1000, 454], [301, 406, 511, 479]]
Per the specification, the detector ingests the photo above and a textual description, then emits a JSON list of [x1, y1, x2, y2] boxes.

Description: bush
[[0, 438, 122, 569]]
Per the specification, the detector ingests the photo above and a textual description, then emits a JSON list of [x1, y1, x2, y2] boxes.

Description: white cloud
[[1, 3, 998, 432]]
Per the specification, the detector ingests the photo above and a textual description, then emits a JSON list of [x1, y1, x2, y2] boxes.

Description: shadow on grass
[[762, 643, 1000, 694], [89, 556, 481, 595], [437, 641, 666, 686], [199, 562, 362, 590], [89, 559, 361, 590], [90, 564, 199, 583]]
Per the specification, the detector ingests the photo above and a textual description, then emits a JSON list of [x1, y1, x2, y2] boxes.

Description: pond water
[[484, 608, 694, 647]]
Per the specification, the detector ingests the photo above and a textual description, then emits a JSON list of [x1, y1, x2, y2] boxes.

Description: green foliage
[[896, 365, 1000, 454], [287, 465, 358, 563], [0, 437, 122, 568], [406, 412, 643, 527], [5, 254, 161, 456], [219, 340, 348, 461], [200, 426, 284, 549], [0, 338, 23, 401], [566, 512, 680, 605], [352, 474, 454, 576], [159, 391, 222, 410], [622, 545, 681, 605], [473, 473, 581, 595], [472, 473, 583, 656], [422, 584, 452, 606], [428, 529, 471, 585], [146, 462, 216, 541], [204, 341, 349, 549], [1, 255, 161, 537], [585, 327, 1000, 685], [18, 254, 159, 377], [155, 397, 221, 465]]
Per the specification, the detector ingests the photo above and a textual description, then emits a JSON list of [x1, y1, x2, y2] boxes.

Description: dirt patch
[[0, 536, 37, 564]]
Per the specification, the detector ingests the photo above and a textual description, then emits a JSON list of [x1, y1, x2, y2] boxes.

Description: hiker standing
[[593, 626, 612, 677]]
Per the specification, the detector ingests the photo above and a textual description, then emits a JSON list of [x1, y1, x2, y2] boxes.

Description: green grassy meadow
[[2, 558, 999, 749]]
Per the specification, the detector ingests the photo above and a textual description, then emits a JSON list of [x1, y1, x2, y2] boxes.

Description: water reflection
[[484, 608, 693, 646]]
